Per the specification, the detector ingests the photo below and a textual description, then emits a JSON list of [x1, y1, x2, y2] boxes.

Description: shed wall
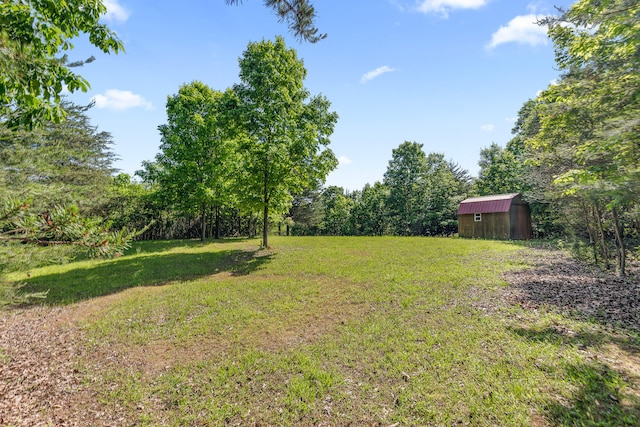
[[509, 204, 532, 240], [458, 212, 510, 239]]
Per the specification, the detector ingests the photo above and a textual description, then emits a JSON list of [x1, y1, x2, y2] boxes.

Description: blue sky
[[68, 0, 576, 191]]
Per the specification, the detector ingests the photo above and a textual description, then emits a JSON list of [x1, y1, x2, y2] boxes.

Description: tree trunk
[[262, 170, 270, 247], [611, 206, 626, 277], [582, 202, 598, 265], [215, 206, 221, 240], [263, 204, 269, 248], [594, 202, 610, 270], [200, 205, 206, 241]]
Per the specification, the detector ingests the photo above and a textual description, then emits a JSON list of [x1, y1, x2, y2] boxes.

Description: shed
[[457, 193, 531, 240]]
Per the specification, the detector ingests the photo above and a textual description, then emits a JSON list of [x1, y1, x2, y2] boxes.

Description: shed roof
[[458, 193, 520, 215]]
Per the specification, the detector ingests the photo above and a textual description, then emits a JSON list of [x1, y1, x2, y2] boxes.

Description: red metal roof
[[458, 193, 520, 215]]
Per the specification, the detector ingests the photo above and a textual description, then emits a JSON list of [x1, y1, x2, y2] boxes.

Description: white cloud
[[92, 89, 154, 111], [481, 124, 495, 132], [360, 66, 396, 84], [416, 0, 488, 17], [486, 14, 549, 49], [103, 0, 130, 23], [505, 116, 517, 123], [338, 156, 353, 166]]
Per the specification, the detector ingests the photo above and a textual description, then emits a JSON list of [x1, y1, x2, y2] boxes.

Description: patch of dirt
[[0, 305, 132, 427], [0, 284, 170, 426], [504, 249, 640, 332]]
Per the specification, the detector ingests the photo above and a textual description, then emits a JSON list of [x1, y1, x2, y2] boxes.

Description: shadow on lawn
[[123, 238, 255, 256], [18, 247, 272, 306], [510, 326, 640, 426]]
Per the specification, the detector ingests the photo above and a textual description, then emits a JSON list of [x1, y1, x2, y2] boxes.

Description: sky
[[67, 0, 577, 192]]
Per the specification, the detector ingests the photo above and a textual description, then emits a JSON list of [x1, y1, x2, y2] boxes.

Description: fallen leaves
[[504, 249, 640, 332], [0, 306, 129, 426]]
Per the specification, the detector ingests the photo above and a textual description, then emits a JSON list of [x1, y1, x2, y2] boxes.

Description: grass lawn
[[6, 236, 640, 426]]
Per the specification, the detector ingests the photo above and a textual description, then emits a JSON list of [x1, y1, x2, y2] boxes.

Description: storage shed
[[458, 193, 532, 240]]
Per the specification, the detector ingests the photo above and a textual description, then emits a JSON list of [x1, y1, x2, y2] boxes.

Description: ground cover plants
[[1, 236, 639, 426]]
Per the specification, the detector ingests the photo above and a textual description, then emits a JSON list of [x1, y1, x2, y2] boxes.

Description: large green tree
[[383, 141, 428, 235], [0, 101, 117, 214], [145, 82, 237, 241], [421, 153, 463, 236], [232, 37, 338, 247], [288, 185, 324, 235], [0, 101, 128, 251], [474, 142, 527, 196], [349, 182, 388, 236], [0, 102, 132, 304], [319, 186, 354, 236]]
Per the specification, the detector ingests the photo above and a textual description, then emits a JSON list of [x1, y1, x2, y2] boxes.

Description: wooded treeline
[[1, 0, 638, 280]]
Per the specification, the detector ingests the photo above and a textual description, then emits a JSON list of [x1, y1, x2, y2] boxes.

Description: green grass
[[8, 236, 640, 425]]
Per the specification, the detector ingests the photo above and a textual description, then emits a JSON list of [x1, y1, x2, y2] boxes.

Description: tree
[[0, 101, 132, 304], [232, 37, 338, 247], [474, 142, 527, 196], [320, 186, 354, 235], [528, 0, 640, 275], [147, 82, 237, 241], [225, 0, 325, 42], [383, 141, 428, 235], [349, 182, 388, 236], [101, 173, 158, 238], [0, 100, 118, 215], [421, 153, 463, 236], [288, 186, 324, 235], [0, 0, 124, 128], [447, 160, 474, 197]]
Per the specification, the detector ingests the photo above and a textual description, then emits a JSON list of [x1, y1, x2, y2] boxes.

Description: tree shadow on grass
[[17, 247, 272, 306], [124, 238, 257, 256], [547, 362, 640, 426], [510, 326, 640, 426]]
